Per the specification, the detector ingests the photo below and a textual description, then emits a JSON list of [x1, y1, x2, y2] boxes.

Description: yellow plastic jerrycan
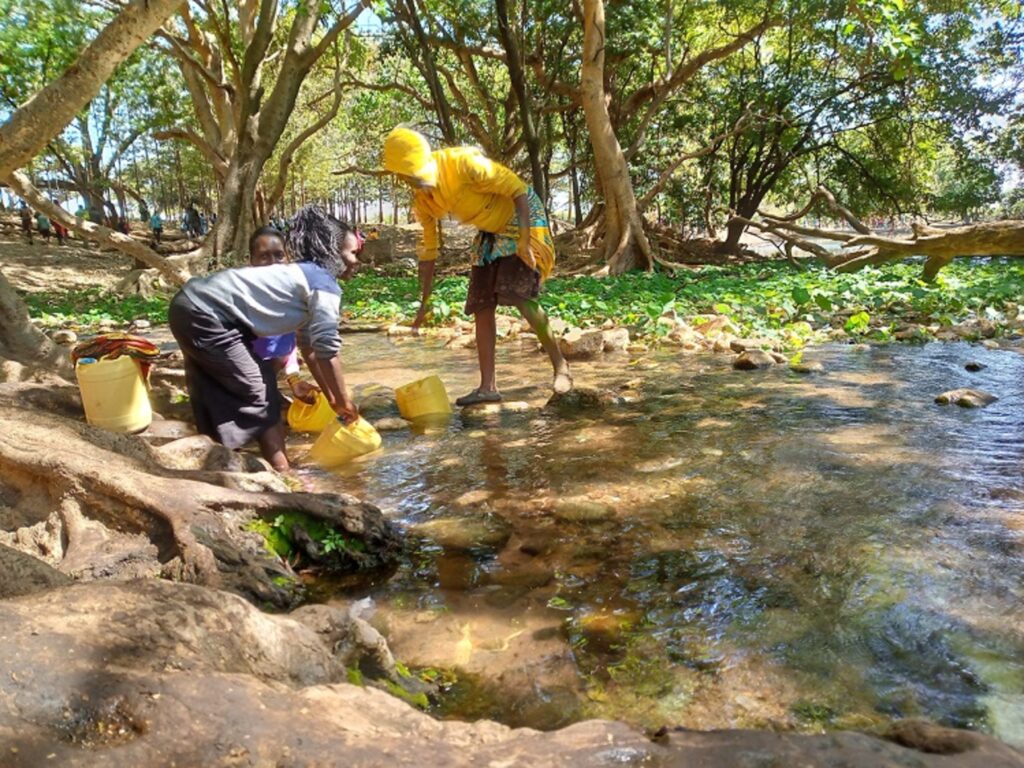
[[287, 391, 336, 433], [395, 375, 452, 421], [308, 416, 382, 468], [75, 355, 153, 433]]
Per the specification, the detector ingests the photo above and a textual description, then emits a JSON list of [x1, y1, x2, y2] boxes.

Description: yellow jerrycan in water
[[287, 391, 336, 433], [395, 375, 452, 421], [75, 355, 153, 433], [308, 416, 382, 468]]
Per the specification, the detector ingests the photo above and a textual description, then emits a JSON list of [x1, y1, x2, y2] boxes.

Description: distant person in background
[[19, 205, 33, 244], [53, 221, 68, 246], [36, 211, 52, 242], [199, 213, 207, 235], [184, 203, 201, 238], [150, 211, 163, 244]]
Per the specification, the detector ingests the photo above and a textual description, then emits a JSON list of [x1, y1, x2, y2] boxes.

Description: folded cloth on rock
[[71, 333, 161, 383]]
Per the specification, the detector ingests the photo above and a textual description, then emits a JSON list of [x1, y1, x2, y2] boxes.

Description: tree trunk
[[0, 270, 69, 372], [0, 0, 186, 179], [496, 0, 547, 200], [580, 0, 653, 274]]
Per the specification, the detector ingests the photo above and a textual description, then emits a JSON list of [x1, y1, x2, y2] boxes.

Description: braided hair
[[285, 205, 355, 278]]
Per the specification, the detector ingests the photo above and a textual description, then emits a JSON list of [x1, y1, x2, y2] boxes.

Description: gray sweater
[[182, 262, 341, 358]]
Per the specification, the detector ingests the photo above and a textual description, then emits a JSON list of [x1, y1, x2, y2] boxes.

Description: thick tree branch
[[0, 0, 186, 177]]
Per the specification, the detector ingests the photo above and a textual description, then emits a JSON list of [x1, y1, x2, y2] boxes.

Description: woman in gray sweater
[[168, 207, 361, 471]]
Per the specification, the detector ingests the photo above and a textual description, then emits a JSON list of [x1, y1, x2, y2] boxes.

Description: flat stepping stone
[[460, 400, 531, 415]]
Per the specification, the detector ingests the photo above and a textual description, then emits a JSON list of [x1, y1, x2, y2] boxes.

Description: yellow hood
[[383, 128, 438, 187]]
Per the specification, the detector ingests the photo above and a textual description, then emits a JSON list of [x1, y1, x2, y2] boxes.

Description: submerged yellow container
[[287, 391, 336, 433], [395, 375, 452, 420], [308, 417, 382, 468], [75, 355, 152, 433]]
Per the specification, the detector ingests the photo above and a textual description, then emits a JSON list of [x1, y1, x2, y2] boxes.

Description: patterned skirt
[[471, 187, 555, 281]]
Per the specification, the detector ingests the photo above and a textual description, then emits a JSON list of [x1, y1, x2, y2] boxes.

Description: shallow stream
[[295, 335, 1024, 744]]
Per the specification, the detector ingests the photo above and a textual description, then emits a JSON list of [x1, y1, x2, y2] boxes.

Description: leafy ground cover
[[24, 258, 1024, 348]]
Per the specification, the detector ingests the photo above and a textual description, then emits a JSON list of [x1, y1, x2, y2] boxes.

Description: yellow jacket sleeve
[[460, 151, 528, 199], [412, 197, 439, 261]]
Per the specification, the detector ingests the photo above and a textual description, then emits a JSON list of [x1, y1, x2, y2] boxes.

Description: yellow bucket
[[75, 355, 152, 433], [287, 391, 336, 433], [308, 417, 382, 468], [395, 375, 452, 421]]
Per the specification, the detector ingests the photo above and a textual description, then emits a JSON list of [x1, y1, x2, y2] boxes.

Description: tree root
[[0, 403, 401, 607]]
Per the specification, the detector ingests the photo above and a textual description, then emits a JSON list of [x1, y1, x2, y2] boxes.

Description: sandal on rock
[[553, 370, 574, 395], [456, 388, 503, 407]]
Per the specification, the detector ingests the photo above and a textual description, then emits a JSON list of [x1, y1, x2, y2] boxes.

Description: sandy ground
[[0, 232, 138, 294]]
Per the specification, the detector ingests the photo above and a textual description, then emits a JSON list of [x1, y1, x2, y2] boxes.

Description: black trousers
[[168, 292, 280, 449]]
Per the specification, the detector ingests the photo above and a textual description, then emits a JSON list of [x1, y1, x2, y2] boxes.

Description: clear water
[[296, 334, 1024, 743]]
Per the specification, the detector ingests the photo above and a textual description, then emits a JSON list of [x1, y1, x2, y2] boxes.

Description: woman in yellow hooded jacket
[[383, 127, 572, 405]]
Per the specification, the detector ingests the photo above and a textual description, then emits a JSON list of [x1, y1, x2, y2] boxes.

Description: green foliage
[[791, 699, 837, 727], [245, 511, 365, 562], [343, 258, 1024, 348], [930, 145, 1002, 220], [25, 259, 1024, 351], [21, 288, 169, 329]]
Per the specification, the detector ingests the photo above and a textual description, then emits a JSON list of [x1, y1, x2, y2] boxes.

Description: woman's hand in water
[[290, 379, 320, 404]]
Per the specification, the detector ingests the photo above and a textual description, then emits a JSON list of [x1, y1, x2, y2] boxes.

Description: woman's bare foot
[[553, 367, 573, 394]]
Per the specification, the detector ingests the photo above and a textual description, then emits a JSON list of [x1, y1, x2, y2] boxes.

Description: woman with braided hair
[[168, 206, 362, 471]]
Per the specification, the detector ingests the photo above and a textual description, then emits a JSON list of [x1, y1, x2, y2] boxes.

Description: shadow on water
[[297, 335, 1024, 744]]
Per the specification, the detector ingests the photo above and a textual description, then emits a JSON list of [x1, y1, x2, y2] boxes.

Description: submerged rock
[[733, 350, 776, 370], [0, 580, 1018, 767], [791, 361, 825, 374], [373, 417, 409, 432], [460, 400, 531, 416], [545, 386, 624, 411], [964, 361, 987, 372], [410, 513, 513, 552], [551, 498, 615, 523], [934, 389, 999, 408]]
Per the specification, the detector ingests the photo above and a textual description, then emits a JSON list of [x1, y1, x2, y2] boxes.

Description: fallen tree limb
[[5, 170, 189, 286], [737, 187, 1024, 280]]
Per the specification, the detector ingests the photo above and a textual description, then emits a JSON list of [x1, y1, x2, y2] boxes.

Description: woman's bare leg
[[474, 306, 498, 392], [516, 299, 572, 393], [258, 423, 289, 471]]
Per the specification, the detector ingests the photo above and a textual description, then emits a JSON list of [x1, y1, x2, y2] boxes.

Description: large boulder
[[0, 580, 1020, 766], [601, 327, 630, 353], [558, 328, 605, 359]]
